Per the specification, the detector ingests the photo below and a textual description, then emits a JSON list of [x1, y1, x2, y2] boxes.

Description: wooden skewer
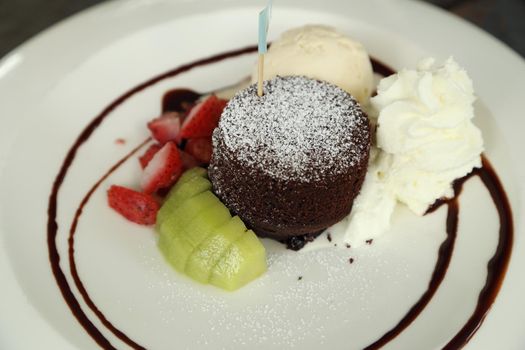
[[257, 54, 264, 97]]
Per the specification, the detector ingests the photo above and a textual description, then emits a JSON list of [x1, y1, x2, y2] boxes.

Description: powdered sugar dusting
[[214, 76, 369, 182], [139, 238, 415, 349]]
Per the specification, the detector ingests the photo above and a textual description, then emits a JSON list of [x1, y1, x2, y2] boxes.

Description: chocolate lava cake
[[209, 76, 370, 242]]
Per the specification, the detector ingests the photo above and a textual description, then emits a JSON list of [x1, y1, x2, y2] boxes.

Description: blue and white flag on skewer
[[258, 0, 273, 54]]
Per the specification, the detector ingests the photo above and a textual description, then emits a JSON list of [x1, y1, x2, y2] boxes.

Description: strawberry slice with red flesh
[[107, 185, 159, 225], [141, 142, 183, 194], [185, 137, 213, 164], [179, 150, 202, 170], [179, 95, 228, 139], [139, 144, 162, 169], [147, 112, 182, 144]]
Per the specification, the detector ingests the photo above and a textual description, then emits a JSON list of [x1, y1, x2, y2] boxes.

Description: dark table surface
[[0, 0, 524, 59]]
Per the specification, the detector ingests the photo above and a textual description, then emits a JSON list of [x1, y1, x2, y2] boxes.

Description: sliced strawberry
[[107, 185, 159, 225], [216, 98, 228, 111], [147, 112, 182, 144], [141, 142, 183, 194], [179, 95, 228, 139], [180, 150, 202, 170], [185, 137, 213, 164], [138, 144, 162, 169]]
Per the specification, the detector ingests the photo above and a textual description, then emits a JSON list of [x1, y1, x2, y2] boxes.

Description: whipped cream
[[333, 57, 484, 246], [330, 149, 396, 245], [375, 57, 483, 214]]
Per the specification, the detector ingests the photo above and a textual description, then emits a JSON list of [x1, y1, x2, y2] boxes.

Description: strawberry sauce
[[47, 45, 513, 350]]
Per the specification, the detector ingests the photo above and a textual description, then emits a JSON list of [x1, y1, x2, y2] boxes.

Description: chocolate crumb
[[284, 231, 322, 251], [345, 243, 351, 249], [286, 236, 307, 251], [366, 239, 373, 245], [334, 243, 337, 247], [349, 258, 354, 264], [115, 138, 126, 145], [298, 276, 303, 281], [327, 233, 332, 242]]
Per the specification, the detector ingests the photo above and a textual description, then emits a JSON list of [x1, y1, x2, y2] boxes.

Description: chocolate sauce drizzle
[[68, 138, 151, 350], [364, 158, 513, 349], [47, 45, 259, 350], [46, 45, 513, 350]]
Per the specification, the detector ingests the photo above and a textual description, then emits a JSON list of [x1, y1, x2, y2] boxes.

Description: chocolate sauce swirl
[[364, 159, 513, 349], [46, 45, 513, 350]]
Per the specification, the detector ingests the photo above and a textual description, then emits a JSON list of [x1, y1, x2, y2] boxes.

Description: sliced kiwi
[[156, 176, 212, 227], [158, 190, 217, 262], [177, 167, 208, 184], [160, 195, 230, 272], [185, 216, 247, 283], [209, 230, 267, 291], [156, 166, 267, 290]]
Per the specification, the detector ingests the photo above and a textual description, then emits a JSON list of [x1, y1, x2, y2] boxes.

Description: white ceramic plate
[[1, 0, 524, 349]]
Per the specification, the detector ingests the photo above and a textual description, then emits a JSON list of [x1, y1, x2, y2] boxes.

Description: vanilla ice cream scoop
[[252, 25, 374, 104]]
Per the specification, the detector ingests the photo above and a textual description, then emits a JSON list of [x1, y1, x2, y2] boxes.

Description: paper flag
[[258, 0, 273, 54]]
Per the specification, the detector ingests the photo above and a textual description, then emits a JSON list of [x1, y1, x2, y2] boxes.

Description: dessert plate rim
[[0, 0, 524, 349]]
